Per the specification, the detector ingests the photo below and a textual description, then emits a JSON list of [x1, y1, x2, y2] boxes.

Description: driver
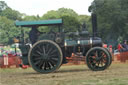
[[29, 26, 41, 45]]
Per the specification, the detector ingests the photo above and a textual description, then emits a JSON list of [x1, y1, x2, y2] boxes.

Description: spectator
[[120, 40, 128, 52], [118, 43, 122, 52]]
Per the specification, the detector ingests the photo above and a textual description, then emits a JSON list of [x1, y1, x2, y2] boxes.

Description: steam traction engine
[[15, 14, 112, 73]]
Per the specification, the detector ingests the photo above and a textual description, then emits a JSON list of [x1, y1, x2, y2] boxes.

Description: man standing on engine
[[29, 26, 40, 45]]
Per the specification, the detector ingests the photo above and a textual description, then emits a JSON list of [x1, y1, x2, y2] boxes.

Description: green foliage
[[78, 15, 92, 33], [0, 3, 90, 45], [89, 0, 128, 46], [61, 15, 80, 32], [0, 16, 21, 44], [23, 15, 40, 21], [57, 8, 78, 17], [1, 0, 127, 47], [41, 8, 82, 32], [0, 1, 8, 12], [42, 10, 60, 19], [0, 7, 22, 20]]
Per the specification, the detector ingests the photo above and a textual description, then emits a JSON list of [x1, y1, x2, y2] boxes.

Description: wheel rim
[[29, 40, 62, 73], [104, 48, 112, 67], [86, 48, 109, 71]]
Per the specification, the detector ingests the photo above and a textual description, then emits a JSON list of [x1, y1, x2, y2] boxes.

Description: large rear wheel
[[28, 40, 63, 73]]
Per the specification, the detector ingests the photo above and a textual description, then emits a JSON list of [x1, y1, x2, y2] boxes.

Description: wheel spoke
[[46, 43, 49, 53], [95, 50, 98, 57], [44, 62, 47, 70], [89, 56, 96, 61], [102, 57, 107, 62], [50, 50, 57, 55], [36, 51, 42, 55], [34, 60, 41, 65], [49, 61, 55, 67], [50, 60, 57, 66], [44, 61, 49, 70], [100, 60, 104, 66], [101, 52, 106, 58], [47, 47, 53, 55], [47, 61, 51, 69], [92, 63, 96, 68], [32, 53, 40, 56], [98, 51, 103, 57], [48, 62, 53, 69], [50, 54, 58, 57], [38, 60, 44, 68], [42, 45, 46, 54], [51, 57, 58, 61], [43, 61, 46, 70], [37, 45, 43, 53], [34, 57, 42, 61], [97, 61, 100, 67]]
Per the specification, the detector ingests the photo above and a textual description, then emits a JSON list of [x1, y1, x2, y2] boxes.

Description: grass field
[[0, 63, 128, 85]]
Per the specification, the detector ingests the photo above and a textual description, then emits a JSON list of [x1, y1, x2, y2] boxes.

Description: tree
[[23, 15, 39, 21], [0, 1, 8, 13], [42, 10, 60, 19], [0, 1, 22, 20], [78, 15, 92, 33], [0, 2, 91, 45], [41, 8, 81, 32], [61, 15, 80, 32], [0, 7, 22, 20], [57, 8, 78, 17], [0, 16, 19, 44], [0, 2, 23, 44], [89, 0, 128, 47]]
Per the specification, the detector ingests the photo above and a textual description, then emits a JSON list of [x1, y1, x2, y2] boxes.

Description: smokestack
[[91, 13, 98, 37]]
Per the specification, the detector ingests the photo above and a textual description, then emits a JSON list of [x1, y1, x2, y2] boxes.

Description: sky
[[3, 0, 94, 16]]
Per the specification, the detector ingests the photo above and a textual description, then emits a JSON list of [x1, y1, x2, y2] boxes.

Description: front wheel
[[104, 48, 113, 67], [86, 47, 111, 71]]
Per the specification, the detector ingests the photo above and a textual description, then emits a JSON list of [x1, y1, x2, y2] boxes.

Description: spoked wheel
[[86, 47, 111, 71], [28, 40, 63, 73], [104, 48, 112, 67]]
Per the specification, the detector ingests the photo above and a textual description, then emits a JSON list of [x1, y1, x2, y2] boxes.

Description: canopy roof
[[15, 19, 63, 27]]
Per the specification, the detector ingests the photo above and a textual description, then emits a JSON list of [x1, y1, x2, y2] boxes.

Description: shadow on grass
[[23, 68, 90, 75], [56, 68, 90, 73]]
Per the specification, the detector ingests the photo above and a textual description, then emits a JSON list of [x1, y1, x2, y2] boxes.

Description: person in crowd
[[120, 40, 128, 52]]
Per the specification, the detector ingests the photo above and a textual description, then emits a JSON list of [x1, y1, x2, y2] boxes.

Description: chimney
[[91, 13, 98, 37]]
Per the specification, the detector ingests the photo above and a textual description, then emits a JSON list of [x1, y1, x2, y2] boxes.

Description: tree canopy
[[89, 0, 128, 47], [0, 1, 90, 45], [0, 0, 128, 48]]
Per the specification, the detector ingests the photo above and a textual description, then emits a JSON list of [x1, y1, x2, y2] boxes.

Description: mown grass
[[0, 63, 128, 85]]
